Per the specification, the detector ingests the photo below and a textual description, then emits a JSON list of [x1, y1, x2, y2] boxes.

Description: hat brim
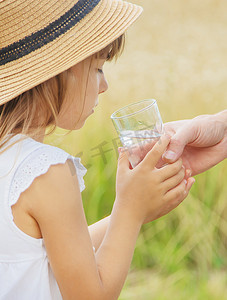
[[0, 0, 142, 105]]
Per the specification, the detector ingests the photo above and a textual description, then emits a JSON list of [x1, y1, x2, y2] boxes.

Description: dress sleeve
[[8, 145, 87, 209]]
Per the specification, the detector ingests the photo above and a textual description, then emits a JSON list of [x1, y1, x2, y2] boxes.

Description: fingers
[[185, 177, 195, 192], [164, 177, 195, 205], [162, 123, 196, 163], [164, 120, 191, 131], [163, 179, 187, 206], [117, 148, 130, 171], [159, 158, 183, 181], [185, 168, 192, 179], [125, 141, 156, 168], [142, 135, 170, 168], [162, 168, 185, 191]]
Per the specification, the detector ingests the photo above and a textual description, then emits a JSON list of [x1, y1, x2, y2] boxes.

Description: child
[[0, 0, 195, 299]]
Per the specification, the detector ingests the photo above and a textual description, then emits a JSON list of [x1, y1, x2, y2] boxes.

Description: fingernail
[[164, 133, 171, 139], [186, 169, 192, 177], [184, 179, 187, 185], [192, 178, 195, 185], [164, 151, 177, 160], [118, 147, 123, 154]]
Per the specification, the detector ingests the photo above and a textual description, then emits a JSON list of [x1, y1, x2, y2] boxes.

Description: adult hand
[[163, 110, 227, 176]]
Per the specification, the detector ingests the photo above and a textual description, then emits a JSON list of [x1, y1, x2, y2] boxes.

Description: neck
[[10, 128, 46, 143]]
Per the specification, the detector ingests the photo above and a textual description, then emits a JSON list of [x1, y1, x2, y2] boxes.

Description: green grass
[[44, 0, 227, 297], [120, 269, 227, 300]]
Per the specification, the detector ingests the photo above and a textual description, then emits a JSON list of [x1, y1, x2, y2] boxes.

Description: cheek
[[85, 73, 99, 104], [90, 71, 100, 93]]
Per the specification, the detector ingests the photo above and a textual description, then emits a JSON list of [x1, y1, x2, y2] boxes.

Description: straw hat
[[0, 0, 142, 105]]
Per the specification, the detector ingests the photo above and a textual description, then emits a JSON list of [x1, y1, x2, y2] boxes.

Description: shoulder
[[9, 139, 87, 209], [20, 142, 82, 202], [32, 157, 79, 190], [21, 158, 82, 224], [11, 156, 83, 240]]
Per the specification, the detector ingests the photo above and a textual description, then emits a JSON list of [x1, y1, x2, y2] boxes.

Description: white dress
[[0, 134, 87, 300]]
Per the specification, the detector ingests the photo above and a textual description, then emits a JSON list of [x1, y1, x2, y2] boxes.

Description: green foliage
[[120, 269, 227, 300]]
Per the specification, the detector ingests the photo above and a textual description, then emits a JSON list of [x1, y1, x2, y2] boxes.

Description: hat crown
[[0, 0, 101, 66], [0, 0, 95, 49]]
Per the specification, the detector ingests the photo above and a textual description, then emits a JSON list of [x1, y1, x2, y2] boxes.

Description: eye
[[98, 68, 103, 74]]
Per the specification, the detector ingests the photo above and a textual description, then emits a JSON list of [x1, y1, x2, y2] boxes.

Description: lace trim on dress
[[68, 156, 87, 192], [8, 146, 87, 210]]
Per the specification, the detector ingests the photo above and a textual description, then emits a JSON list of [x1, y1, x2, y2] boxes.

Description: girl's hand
[[116, 135, 195, 225]]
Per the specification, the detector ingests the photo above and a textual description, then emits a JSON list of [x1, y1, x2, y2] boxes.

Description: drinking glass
[[111, 99, 164, 168]]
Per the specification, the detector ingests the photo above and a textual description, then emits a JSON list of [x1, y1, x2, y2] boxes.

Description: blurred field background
[[45, 0, 227, 299]]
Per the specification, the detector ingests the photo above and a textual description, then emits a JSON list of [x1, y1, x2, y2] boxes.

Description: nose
[[99, 78, 108, 94]]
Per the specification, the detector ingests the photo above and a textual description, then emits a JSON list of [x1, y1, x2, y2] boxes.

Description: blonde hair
[[0, 34, 125, 153]]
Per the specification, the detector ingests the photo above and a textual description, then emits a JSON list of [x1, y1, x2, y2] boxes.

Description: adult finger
[[185, 177, 195, 193], [164, 120, 191, 131], [142, 135, 170, 168], [162, 123, 197, 163]]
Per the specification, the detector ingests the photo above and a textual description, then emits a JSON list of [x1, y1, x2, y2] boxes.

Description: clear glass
[[111, 99, 164, 168]]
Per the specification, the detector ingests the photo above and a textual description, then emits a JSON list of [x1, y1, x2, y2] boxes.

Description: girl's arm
[[27, 135, 194, 300], [88, 216, 110, 251]]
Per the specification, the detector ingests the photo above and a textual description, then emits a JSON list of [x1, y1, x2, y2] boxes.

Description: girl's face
[[56, 54, 108, 130]]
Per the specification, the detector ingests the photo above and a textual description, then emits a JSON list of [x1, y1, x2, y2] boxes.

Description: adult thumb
[[162, 125, 195, 163]]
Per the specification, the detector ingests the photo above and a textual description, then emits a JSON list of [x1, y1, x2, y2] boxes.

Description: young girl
[[0, 0, 195, 299]]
